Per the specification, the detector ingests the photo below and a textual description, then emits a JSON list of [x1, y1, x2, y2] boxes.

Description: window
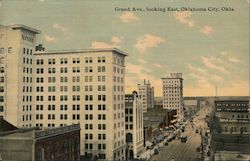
[[60, 95, 68, 101], [73, 86, 80, 92], [0, 86, 4, 92], [72, 76, 80, 82], [72, 67, 80, 73], [0, 48, 5, 54], [36, 68, 44, 74], [60, 58, 68, 64], [73, 58, 80, 64], [48, 59, 56, 64], [60, 67, 68, 73], [48, 68, 56, 74], [0, 106, 4, 112], [48, 86, 56, 92], [8, 47, 12, 53], [60, 86, 68, 92], [48, 77, 56, 83], [60, 77, 68, 83]]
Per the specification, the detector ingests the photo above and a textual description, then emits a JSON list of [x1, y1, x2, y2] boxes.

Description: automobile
[[180, 135, 187, 143], [154, 149, 159, 155], [164, 141, 169, 146], [146, 145, 154, 150]]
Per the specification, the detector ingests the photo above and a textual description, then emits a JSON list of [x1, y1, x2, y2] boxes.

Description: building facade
[[35, 49, 127, 160], [211, 100, 250, 154], [0, 124, 80, 161], [138, 80, 154, 113], [214, 100, 250, 135], [0, 25, 40, 127], [125, 91, 144, 159], [0, 25, 128, 161], [161, 73, 184, 121]]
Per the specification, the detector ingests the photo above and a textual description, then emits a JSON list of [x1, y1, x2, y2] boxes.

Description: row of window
[[36, 66, 106, 74], [23, 48, 33, 55], [36, 57, 106, 65], [35, 114, 80, 120], [85, 134, 106, 140], [0, 47, 13, 54], [36, 75, 107, 83], [23, 67, 33, 74], [23, 57, 33, 65], [163, 98, 180, 101], [113, 66, 124, 74], [85, 114, 106, 120], [35, 104, 107, 111], [85, 144, 107, 154]]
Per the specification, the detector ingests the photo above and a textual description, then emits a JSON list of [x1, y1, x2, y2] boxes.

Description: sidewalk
[[139, 141, 164, 160]]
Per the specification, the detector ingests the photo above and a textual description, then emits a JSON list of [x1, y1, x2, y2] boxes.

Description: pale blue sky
[[0, 0, 249, 96]]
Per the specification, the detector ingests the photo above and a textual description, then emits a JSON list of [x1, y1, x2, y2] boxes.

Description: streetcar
[[180, 135, 187, 143]]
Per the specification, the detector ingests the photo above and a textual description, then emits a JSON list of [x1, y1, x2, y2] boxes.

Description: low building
[[125, 91, 144, 159], [214, 151, 250, 161], [211, 100, 250, 154], [166, 109, 177, 127], [0, 122, 80, 161]]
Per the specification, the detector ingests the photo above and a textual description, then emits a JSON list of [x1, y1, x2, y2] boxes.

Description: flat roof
[[35, 48, 128, 56], [10, 24, 41, 34]]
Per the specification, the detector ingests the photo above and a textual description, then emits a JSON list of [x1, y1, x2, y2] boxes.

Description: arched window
[[126, 133, 133, 143]]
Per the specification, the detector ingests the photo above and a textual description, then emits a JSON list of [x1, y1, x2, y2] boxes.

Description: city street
[[150, 107, 211, 161]]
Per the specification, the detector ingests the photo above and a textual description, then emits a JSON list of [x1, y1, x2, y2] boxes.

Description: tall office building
[[35, 49, 127, 160], [161, 73, 184, 121], [125, 91, 144, 159], [0, 25, 40, 127], [0, 24, 128, 161], [138, 80, 154, 113]]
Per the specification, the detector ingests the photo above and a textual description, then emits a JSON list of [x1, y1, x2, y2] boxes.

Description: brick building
[[0, 123, 80, 161]]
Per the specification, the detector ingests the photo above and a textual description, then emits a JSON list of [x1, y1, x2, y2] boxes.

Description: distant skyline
[[0, 0, 249, 96]]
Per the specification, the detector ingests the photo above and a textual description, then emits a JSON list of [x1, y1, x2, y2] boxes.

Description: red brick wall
[[35, 130, 80, 161]]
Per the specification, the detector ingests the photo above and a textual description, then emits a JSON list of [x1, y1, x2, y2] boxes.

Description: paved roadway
[[150, 124, 201, 161], [150, 106, 211, 161]]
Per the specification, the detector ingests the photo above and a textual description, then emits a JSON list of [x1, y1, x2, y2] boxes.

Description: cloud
[[127, 63, 151, 74], [228, 56, 240, 63], [221, 51, 240, 63], [91, 36, 123, 49], [138, 59, 147, 64], [187, 63, 223, 83], [126, 63, 162, 96], [135, 34, 166, 53], [200, 26, 213, 35], [221, 51, 228, 56], [52, 23, 72, 36], [119, 12, 139, 23], [44, 34, 56, 43], [174, 11, 194, 28], [153, 63, 162, 68], [200, 56, 229, 74]]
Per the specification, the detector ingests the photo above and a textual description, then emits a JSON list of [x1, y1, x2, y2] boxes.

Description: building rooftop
[[35, 48, 128, 56], [1, 24, 41, 34], [0, 124, 80, 140], [161, 73, 183, 79]]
